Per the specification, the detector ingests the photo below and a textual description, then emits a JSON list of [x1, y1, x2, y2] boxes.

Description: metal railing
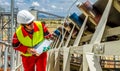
[[46, 0, 120, 71], [0, 41, 23, 71]]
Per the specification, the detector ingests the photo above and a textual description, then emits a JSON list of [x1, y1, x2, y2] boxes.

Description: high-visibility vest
[[16, 21, 44, 56]]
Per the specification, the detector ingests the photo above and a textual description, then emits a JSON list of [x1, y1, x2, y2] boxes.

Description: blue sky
[[0, 0, 97, 16]]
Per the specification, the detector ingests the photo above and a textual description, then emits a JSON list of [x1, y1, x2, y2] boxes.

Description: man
[[12, 10, 52, 71]]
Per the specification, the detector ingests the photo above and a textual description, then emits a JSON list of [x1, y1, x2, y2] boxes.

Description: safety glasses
[[26, 21, 33, 26]]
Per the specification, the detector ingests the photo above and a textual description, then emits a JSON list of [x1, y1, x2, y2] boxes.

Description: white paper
[[34, 39, 53, 55]]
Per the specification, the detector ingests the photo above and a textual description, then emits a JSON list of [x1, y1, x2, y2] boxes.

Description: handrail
[[15, 63, 22, 70], [0, 40, 11, 46], [0, 41, 10, 71], [0, 40, 23, 71], [4, 47, 8, 71]]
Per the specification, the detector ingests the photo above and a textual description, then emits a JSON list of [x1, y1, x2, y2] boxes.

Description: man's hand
[[27, 48, 37, 55]]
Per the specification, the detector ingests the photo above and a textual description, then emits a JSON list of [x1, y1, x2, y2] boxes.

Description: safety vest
[[16, 21, 44, 56]]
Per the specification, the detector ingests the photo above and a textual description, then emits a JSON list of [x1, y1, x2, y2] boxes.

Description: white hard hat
[[17, 10, 35, 24]]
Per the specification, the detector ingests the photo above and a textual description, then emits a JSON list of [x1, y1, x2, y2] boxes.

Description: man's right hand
[[27, 48, 37, 55]]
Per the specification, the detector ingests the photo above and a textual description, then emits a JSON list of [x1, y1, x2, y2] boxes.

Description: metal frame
[[1, 0, 120, 71], [47, 0, 120, 71]]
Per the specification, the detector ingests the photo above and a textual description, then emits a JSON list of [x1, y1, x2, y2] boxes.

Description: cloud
[[51, 5, 56, 9], [4, 2, 10, 6], [0, 0, 97, 16], [41, 8, 47, 11], [0, 1, 10, 6], [60, 7, 64, 10], [32, 2, 40, 7], [0, 0, 10, 11], [16, 2, 30, 10], [16, 0, 24, 3], [16, 2, 26, 5]]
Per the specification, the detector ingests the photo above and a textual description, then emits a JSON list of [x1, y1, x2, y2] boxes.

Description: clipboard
[[34, 39, 53, 55]]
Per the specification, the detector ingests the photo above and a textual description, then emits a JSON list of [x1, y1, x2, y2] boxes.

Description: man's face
[[25, 21, 34, 31]]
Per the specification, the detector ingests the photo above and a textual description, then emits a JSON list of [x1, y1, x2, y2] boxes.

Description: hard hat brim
[[25, 17, 35, 24]]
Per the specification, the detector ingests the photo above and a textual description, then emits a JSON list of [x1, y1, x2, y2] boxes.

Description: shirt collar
[[21, 22, 39, 37]]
